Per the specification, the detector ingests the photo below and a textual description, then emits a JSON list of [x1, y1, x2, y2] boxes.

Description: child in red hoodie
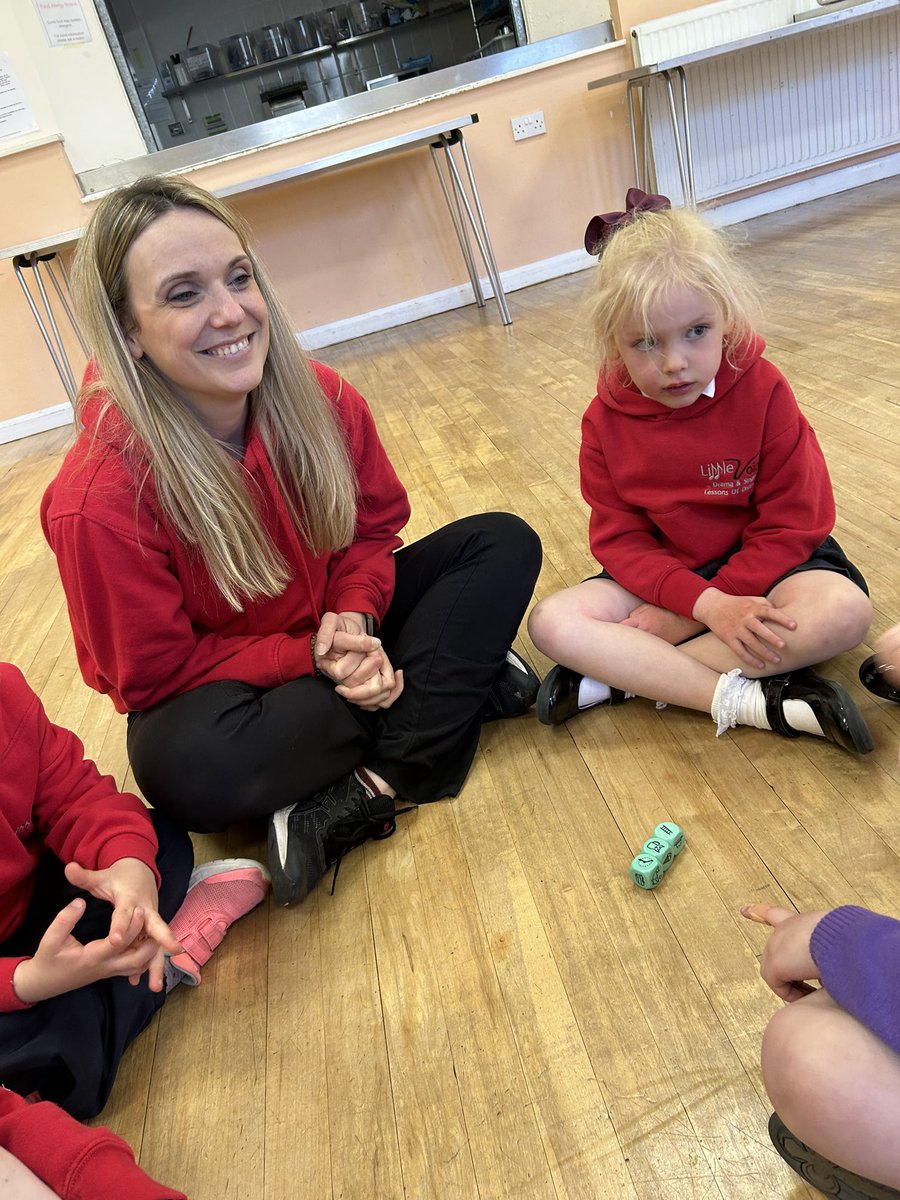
[[0, 661, 268, 1195], [0, 1086, 186, 1198], [529, 191, 873, 753]]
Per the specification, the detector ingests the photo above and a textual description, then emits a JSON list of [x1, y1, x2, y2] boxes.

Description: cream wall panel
[[522, 0, 613, 41], [1, 0, 144, 173]]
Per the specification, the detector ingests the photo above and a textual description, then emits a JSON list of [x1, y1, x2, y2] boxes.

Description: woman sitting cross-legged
[[42, 175, 542, 907]]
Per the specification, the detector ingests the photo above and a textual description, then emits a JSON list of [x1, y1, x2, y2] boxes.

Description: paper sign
[[0, 53, 39, 140], [33, 0, 92, 47]]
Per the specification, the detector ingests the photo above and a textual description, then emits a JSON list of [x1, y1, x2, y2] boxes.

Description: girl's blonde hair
[[72, 174, 357, 611], [587, 206, 760, 371]]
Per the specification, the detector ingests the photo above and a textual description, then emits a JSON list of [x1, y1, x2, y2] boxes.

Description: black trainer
[[267, 771, 411, 907], [768, 1112, 900, 1199], [483, 649, 541, 722]]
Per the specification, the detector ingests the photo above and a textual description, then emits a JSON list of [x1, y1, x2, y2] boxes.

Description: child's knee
[[825, 580, 872, 647], [761, 991, 843, 1116], [528, 593, 567, 653]]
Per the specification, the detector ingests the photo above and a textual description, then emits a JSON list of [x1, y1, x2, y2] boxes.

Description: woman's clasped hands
[[313, 611, 404, 711]]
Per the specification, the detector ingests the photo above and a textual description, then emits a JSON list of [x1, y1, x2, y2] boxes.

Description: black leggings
[[0, 810, 192, 1119], [127, 512, 542, 832]]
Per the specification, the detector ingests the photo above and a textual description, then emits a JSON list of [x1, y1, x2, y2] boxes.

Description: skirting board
[[301, 150, 900, 350], [2, 150, 897, 445], [0, 401, 73, 446]]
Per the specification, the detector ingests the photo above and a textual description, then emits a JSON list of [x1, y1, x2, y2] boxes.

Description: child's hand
[[741, 904, 826, 1002], [11, 897, 165, 1005], [64, 859, 182, 991], [692, 588, 796, 669], [620, 603, 705, 644]]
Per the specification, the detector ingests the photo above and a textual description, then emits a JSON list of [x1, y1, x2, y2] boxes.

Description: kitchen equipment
[[283, 15, 322, 53], [347, 2, 378, 33], [169, 54, 190, 87], [252, 24, 289, 63], [184, 44, 220, 81], [158, 58, 177, 90], [260, 79, 308, 117], [317, 8, 338, 42], [220, 33, 256, 72], [330, 5, 355, 40]]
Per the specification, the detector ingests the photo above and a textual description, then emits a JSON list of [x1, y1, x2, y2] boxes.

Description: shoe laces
[[325, 798, 415, 894]]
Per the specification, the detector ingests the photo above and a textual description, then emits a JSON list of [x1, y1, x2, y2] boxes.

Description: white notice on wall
[[0, 54, 39, 141], [33, 0, 93, 47]]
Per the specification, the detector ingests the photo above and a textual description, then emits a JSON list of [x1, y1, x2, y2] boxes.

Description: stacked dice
[[629, 822, 685, 890]]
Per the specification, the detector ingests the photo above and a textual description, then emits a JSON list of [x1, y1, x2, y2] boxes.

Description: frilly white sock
[[711, 669, 767, 736]]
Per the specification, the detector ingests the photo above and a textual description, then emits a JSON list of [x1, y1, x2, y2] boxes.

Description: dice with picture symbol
[[629, 852, 665, 890], [653, 821, 685, 855], [642, 837, 674, 871]]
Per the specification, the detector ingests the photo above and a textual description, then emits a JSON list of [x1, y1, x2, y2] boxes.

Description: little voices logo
[[700, 456, 759, 496]]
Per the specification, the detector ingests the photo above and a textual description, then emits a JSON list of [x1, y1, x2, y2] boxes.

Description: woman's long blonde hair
[[588, 206, 760, 372], [72, 174, 357, 610]]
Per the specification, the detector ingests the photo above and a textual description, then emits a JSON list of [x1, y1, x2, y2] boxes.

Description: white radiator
[[635, 4, 900, 202], [632, 0, 808, 66]]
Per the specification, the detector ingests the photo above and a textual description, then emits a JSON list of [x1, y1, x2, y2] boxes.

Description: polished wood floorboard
[[2, 179, 899, 1199]]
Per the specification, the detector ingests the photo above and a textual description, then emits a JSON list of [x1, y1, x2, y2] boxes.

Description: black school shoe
[[859, 655, 900, 704], [268, 771, 412, 907], [761, 667, 874, 754], [482, 649, 541, 722], [768, 1113, 900, 1199], [536, 664, 629, 726]]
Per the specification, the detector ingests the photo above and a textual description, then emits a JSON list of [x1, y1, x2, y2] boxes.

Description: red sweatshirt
[[0, 1088, 186, 1199], [579, 335, 835, 618], [41, 363, 411, 714], [0, 663, 160, 1012]]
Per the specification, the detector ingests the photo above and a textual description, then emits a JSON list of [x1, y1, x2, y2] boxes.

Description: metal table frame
[[2, 112, 509, 403], [587, 0, 896, 206], [216, 114, 510, 325]]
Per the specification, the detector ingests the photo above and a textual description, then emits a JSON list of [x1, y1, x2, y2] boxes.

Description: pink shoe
[[166, 859, 269, 987]]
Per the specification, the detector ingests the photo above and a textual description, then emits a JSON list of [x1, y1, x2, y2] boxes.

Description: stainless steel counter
[[78, 21, 617, 196]]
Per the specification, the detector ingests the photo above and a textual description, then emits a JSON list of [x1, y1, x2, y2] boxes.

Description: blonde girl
[[529, 190, 873, 752]]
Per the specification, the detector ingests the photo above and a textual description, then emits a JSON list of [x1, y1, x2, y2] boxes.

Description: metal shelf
[[163, 4, 471, 97]]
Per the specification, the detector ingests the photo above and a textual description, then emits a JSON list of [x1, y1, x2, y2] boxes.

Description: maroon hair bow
[[584, 188, 671, 255]]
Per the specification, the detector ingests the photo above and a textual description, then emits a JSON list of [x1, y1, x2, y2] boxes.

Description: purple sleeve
[[810, 905, 900, 1054]]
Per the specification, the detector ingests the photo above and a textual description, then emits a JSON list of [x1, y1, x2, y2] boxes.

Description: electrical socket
[[511, 110, 546, 141]]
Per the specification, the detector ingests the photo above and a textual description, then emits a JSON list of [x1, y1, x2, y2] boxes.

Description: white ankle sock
[[578, 676, 612, 708], [710, 669, 824, 738]]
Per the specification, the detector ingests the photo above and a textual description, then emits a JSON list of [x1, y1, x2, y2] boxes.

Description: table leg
[[431, 130, 512, 326], [430, 142, 486, 308], [14, 252, 83, 402], [674, 66, 696, 206]]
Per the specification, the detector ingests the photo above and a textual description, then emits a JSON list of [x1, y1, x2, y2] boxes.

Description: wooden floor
[[3, 178, 899, 1199]]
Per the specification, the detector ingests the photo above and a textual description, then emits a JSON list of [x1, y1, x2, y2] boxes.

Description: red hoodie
[[0, 1087, 186, 1199], [0, 663, 160, 1012], [41, 363, 411, 714], [579, 335, 835, 618]]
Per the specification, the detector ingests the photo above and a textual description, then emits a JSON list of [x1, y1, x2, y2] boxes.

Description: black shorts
[[590, 535, 869, 596]]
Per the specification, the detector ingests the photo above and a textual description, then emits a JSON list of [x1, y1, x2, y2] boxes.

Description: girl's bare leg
[[528, 580, 721, 712], [681, 571, 872, 676], [529, 571, 871, 707], [0, 1147, 60, 1198], [762, 988, 900, 1188]]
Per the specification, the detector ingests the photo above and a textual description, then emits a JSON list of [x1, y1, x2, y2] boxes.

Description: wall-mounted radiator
[[631, 0, 900, 203]]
